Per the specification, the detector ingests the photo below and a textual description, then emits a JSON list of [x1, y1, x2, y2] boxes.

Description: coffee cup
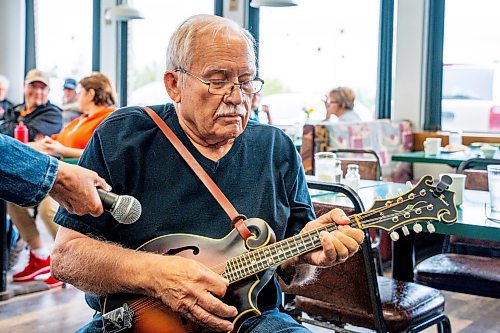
[[480, 145, 498, 159], [424, 138, 441, 156], [440, 173, 466, 206]]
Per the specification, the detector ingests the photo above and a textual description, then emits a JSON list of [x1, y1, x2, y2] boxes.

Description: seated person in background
[[0, 74, 14, 122], [323, 86, 362, 123], [50, 14, 363, 333], [250, 91, 273, 124], [8, 72, 117, 288], [0, 69, 62, 140], [61, 78, 83, 124]]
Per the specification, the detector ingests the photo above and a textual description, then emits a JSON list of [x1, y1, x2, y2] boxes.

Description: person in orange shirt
[[31, 72, 117, 158], [8, 72, 117, 288]]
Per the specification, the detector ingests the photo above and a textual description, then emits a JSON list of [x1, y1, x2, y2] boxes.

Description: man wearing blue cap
[[62, 78, 82, 124]]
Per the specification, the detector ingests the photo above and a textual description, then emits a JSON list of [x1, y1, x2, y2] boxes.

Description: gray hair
[[166, 14, 256, 72], [0, 75, 9, 89]]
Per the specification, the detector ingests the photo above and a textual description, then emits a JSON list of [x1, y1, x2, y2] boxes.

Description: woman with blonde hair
[[323, 86, 362, 122], [8, 72, 117, 287]]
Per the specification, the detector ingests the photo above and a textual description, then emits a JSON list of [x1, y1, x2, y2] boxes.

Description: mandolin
[[101, 175, 457, 333]]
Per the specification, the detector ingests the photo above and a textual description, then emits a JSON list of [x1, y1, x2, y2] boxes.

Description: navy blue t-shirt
[[54, 103, 315, 311]]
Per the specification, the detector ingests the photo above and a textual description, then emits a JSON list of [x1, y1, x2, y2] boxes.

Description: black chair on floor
[[456, 157, 500, 174], [327, 149, 389, 274], [283, 182, 451, 333], [414, 161, 500, 298]]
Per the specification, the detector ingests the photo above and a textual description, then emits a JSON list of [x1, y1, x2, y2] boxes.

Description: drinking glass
[[488, 165, 500, 212], [314, 152, 337, 182]]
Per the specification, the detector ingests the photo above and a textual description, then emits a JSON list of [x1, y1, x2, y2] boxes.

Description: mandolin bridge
[[102, 303, 134, 333]]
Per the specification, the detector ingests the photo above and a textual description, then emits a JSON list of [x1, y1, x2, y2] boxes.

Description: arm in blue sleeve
[[0, 134, 59, 206]]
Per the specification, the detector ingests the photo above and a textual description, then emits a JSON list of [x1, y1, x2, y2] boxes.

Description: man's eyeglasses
[[27, 83, 49, 92], [174, 67, 264, 96]]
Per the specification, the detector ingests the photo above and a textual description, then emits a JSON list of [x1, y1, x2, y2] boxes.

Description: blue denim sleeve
[[0, 134, 58, 206]]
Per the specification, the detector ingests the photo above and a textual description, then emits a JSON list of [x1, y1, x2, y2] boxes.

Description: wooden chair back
[[339, 158, 379, 181], [282, 202, 384, 327], [463, 169, 489, 190]]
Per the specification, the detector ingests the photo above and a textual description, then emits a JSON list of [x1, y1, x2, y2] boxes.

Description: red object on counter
[[14, 121, 29, 143]]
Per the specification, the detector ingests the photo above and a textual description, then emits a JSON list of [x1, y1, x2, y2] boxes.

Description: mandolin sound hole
[[164, 246, 200, 256]]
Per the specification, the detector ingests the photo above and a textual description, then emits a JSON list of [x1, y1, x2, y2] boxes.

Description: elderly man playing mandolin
[[51, 14, 364, 333]]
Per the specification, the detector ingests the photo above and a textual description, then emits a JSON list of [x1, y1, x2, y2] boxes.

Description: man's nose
[[224, 84, 244, 104]]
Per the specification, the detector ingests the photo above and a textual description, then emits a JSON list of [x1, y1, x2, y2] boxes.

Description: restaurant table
[[391, 150, 489, 167], [308, 178, 500, 282], [63, 157, 79, 165]]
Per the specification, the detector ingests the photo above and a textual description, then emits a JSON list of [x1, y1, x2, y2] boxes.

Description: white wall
[[0, 0, 25, 103], [99, 0, 118, 93], [393, 0, 427, 130], [393, 1, 451, 179]]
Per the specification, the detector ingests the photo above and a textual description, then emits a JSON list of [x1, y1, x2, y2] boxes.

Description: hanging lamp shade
[[250, 0, 298, 8], [105, 1, 144, 22]]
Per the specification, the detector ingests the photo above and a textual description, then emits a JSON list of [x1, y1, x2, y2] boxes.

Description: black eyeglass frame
[[174, 67, 264, 96]]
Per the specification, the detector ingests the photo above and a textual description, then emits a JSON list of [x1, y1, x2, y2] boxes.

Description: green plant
[[302, 107, 315, 119]]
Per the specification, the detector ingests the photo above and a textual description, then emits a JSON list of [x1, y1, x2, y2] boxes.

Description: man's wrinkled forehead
[[191, 30, 255, 71]]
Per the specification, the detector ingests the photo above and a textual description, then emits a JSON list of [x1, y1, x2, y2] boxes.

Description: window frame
[[249, 1, 394, 121]]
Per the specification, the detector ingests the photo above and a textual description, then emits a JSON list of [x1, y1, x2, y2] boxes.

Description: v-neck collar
[[162, 104, 244, 174]]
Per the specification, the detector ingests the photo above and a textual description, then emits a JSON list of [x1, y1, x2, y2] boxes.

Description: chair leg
[[404, 313, 452, 333], [438, 315, 452, 333], [372, 248, 384, 276]]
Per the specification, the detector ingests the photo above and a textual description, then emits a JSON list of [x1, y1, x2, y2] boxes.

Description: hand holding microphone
[[50, 161, 141, 222]]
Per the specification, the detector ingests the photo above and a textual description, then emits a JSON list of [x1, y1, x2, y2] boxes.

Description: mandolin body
[[101, 218, 276, 333]]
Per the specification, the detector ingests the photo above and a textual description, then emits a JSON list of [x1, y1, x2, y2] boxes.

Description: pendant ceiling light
[[250, 0, 298, 8], [105, 0, 144, 22]]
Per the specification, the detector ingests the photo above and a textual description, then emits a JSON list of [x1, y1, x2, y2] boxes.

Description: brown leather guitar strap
[[142, 106, 252, 240]]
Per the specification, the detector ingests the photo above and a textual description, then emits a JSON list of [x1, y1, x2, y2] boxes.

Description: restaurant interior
[[0, 0, 499, 332]]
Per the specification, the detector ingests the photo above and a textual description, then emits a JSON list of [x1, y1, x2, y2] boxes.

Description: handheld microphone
[[97, 189, 142, 224]]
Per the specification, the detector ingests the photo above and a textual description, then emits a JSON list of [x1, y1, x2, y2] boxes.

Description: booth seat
[[300, 119, 413, 182]]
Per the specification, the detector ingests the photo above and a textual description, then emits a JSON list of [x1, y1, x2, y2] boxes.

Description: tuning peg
[[401, 225, 410, 236], [406, 181, 414, 189], [426, 222, 435, 233], [390, 231, 400, 241], [413, 223, 423, 233]]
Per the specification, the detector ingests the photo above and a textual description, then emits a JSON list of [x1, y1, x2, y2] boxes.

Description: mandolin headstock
[[358, 175, 457, 241]]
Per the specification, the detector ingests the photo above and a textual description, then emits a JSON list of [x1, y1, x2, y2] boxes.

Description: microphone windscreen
[[111, 195, 142, 224]]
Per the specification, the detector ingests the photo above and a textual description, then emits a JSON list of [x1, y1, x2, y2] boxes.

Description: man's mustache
[[215, 105, 247, 117]]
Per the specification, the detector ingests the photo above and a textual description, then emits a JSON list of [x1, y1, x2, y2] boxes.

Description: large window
[[127, 0, 214, 105], [441, 0, 500, 133], [259, 0, 380, 125], [35, 0, 93, 105]]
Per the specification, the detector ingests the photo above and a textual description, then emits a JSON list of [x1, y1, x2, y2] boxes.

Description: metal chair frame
[[329, 148, 383, 180], [305, 179, 387, 332], [456, 157, 500, 174]]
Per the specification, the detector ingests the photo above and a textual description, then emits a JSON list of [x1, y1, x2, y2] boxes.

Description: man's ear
[[164, 71, 181, 103]]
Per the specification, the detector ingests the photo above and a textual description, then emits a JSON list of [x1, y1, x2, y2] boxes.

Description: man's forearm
[[279, 257, 317, 286], [51, 237, 161, 297]]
